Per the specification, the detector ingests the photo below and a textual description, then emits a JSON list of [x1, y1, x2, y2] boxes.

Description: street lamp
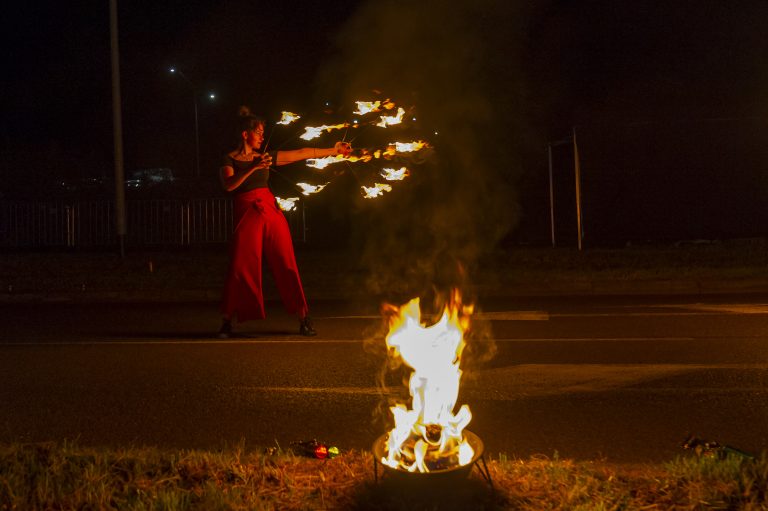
[[169, 66, 216, 177]]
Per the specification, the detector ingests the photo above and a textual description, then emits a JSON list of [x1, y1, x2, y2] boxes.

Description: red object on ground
[[314, 444, 329, 459]]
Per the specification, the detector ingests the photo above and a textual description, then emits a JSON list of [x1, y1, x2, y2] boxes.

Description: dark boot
[[218, 319, 232, 339], [299, 316, 317, 337]]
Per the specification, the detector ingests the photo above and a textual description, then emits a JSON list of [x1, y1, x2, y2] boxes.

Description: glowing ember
[[300, 123, 349, 141], [380, 167, 410, 181], [376, 107, 405, 128], [381, 290, 475, 473], [277, 111, 300, 125], [296, 182, 328, 196], [362, 183, 392, 199], [275, 196, 299, 211]]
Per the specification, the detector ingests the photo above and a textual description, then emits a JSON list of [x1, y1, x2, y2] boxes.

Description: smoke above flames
[[315, 0, 532, 300]]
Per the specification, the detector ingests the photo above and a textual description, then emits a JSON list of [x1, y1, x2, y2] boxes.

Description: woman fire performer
[[218, 106, 352, 338]]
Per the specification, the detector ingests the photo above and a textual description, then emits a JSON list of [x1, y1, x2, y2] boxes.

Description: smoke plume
[[315, 0, 531, 301]]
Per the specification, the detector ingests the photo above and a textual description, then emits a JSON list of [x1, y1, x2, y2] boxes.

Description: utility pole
[[169, 68, 216, 178], [110, 0, 126, 257]]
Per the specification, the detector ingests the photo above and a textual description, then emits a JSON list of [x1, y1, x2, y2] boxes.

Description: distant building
[[127, 168, 174, 189]]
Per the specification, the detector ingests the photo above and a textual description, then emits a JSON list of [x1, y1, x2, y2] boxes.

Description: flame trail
[[354, 99, 396, 115], [275, 196, 299, 211], [265, 98, 430, 201], [296, 182, 329, 196], [300, 123, 350, 141], [277, 111, 301, 125], [306, 155, 346, 169], [394, 140, 428, 152], [380, 167, 410, 181], [362, 183, 392, 198], [306, 153, 374, 169], [376, 107, 406, 128]]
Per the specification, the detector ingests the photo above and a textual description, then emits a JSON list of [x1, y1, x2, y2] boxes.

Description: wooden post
[[548, 144, 556, 247], [573, 127, 584, 251]]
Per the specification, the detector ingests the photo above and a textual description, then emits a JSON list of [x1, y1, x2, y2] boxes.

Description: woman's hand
[[334, 141, 352, 157], [253, 153, 273, 169]]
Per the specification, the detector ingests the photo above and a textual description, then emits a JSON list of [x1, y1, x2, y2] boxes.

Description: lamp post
[[169, 67, 216, 177], [547, 136, 573, 248]]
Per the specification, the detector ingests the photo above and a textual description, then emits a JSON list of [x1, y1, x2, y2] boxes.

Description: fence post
[[65, 204, 75, 247]]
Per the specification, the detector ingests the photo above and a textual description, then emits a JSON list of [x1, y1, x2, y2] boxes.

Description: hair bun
[[238, 105, 252, 117]]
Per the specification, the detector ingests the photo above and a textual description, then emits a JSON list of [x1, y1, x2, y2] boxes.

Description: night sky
[[2, 0, 767, 245]]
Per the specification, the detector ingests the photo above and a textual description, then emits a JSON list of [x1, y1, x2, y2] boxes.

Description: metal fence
[[0, 198, 305, 248]]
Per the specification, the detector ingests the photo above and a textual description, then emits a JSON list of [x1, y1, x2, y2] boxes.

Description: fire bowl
[[372, 430, 484, 484]]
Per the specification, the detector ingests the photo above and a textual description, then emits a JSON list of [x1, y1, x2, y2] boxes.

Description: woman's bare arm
[[219, 154, 272, 191], [275, 142, 352, 166]]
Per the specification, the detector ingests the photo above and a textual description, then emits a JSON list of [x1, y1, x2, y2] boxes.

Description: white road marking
[[323, 311, 549, 320], [226, 362, 768, 397], [324, 305, 768, 320], [475, 311, 549, 320], [231, 385, 386, 395], [663, 303, 768, 314], [0, 339, 363, 345], [492, 337, 698, 342]]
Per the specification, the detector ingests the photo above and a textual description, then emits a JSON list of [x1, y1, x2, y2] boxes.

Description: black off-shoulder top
[[221, 151, 277, 193]]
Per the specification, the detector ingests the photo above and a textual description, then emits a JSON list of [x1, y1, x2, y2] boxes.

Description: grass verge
[[4, 240, 768, 300], [1, 441, 766, 510]]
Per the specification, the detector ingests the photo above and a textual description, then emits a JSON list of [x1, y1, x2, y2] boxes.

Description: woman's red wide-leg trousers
[[221, 188, 308, 322]]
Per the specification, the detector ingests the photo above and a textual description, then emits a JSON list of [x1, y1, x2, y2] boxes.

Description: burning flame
[[275, 196, 299, 211], [277, 111, 300, 125], [376, 107, 406, 128], [300, 123, 350, 141], [354, 99, 396, 115], [380, 167, 409, 181], [381, 290, 475, 472], [296, 182, 328, 196], [362, 183, 392, 199]]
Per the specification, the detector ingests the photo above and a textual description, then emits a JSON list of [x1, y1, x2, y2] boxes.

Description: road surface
[[1, 293, 767, 462]]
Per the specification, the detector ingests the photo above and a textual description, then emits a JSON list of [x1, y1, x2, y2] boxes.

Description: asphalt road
[[1, 293, 767, 463]]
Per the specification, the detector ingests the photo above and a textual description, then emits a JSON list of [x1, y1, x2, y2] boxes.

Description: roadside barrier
[[0, 198, 305, 248]]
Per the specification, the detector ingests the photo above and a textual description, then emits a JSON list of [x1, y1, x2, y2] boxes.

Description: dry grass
[[1, 442, 766, 510]]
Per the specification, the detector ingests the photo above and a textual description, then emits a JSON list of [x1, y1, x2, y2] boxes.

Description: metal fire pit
[[371, 430, 492, 489]]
